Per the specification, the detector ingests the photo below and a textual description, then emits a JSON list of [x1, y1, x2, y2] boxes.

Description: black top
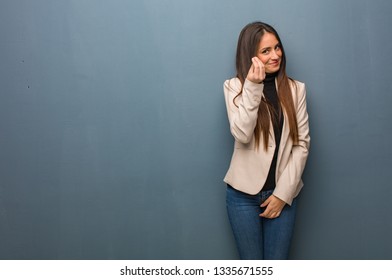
[[262, 72, 284, 191]]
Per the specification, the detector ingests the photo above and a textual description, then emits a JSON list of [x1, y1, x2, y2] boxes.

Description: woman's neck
[[264, 71, 278, 82]]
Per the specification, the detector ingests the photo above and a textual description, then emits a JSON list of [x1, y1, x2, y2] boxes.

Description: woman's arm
[[223, 57, 266, 144], [223, 78, 264, 144], [274, 82, 310, 205]]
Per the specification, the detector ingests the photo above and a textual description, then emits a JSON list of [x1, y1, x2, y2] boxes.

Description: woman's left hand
[[259, 195, 286, 219]]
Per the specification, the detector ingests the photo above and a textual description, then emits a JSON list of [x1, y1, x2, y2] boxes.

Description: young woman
[[223, 22, 310, 259]]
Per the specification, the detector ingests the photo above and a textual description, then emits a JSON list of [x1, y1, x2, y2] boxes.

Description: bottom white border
[[0, 260, 390, 280]]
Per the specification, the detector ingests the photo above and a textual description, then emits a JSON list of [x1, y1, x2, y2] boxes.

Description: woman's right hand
[[246, 57, 265, 83]]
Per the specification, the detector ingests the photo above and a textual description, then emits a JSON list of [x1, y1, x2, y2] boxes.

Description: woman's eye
[[262, 50, 269, 54]]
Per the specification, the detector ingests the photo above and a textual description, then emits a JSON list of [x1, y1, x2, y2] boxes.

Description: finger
[[255, 57, 263, 72], [260, 212, 273, 219], [259, 205, 271, 218], [251, 57, 259, 76], [253, 56, 262, 64], [255, 57, 263, 69], [259, 206, 268, 217], [259, 211, 268, 218], [255, 58, 265, 79], [253, 57, 264, 71], [273, 212, 281, 219], [260, 196, 271, 208], [249, 60, 255, 72], [261, 211, 279, 219]]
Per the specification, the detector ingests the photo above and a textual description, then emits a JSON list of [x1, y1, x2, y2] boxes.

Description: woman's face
[[256, 32, 282, 74]]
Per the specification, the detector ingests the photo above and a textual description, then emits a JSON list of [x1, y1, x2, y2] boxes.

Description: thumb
[[260, 198, 270, 208]]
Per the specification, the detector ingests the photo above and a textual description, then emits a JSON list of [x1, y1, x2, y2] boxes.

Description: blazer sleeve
[[224, 78, 264, 144], [274, 82, 310, 205]]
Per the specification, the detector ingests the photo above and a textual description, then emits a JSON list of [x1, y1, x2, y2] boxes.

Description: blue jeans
[[226, 185, 297, 260]]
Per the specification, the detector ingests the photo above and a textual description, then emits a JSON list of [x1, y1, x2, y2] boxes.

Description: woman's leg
[[262, 196, 297, 260], [226, 185, 264, 259]]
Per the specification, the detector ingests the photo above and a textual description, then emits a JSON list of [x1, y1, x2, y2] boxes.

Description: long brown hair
[[234, 21, 299, 150]]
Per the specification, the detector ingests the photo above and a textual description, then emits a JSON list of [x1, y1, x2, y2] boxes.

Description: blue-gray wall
[[1, 0, 391, 259]]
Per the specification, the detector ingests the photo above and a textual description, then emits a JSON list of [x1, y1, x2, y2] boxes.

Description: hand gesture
[[259, 195, 286, 219], [246, 57, 266, 83]]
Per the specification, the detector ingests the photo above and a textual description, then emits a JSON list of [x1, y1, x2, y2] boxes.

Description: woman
[[223, 22, 310, 259]]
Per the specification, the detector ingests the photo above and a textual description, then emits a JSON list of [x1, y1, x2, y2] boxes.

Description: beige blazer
[[223, 77, 310, 205]]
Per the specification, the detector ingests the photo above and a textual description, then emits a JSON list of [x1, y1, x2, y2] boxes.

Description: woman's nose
[[271, 50, 279, 59]]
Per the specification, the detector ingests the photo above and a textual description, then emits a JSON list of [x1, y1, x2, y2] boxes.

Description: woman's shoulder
[[289, 78, 307, 105], [289, 78, 306, 95], [290, 77, 305, 88]]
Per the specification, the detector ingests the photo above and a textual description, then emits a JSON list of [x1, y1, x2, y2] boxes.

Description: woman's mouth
[[269, 60, 280, 67]]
